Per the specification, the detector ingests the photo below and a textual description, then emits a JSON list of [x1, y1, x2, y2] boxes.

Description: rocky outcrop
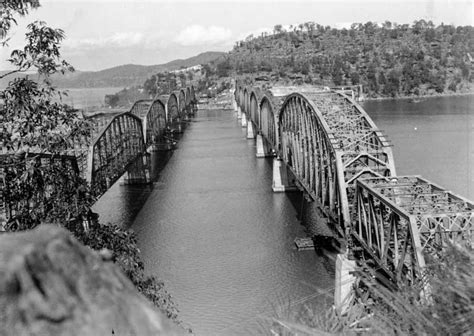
[[0, 225, 185, 336]]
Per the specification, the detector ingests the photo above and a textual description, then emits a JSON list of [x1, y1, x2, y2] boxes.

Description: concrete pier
[[246, 121, 256, 139], [272, 158, 297, 192], [334, 254, 356, 313], [256, 134, 272, 158], [121, 156, 149, 185], [241, 113, 247, 127]]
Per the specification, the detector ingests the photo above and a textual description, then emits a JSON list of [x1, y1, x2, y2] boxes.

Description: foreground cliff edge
[[0, 225, 185, 336]]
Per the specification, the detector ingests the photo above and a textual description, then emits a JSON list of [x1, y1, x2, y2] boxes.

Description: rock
[[0, 225, 185, 336]]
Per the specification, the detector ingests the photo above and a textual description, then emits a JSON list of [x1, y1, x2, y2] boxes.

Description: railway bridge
[[234, 81, 474, 308], [0, 86, 197, 226]]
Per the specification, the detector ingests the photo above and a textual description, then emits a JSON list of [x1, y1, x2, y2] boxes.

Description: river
[[93, 94, 473, 335]]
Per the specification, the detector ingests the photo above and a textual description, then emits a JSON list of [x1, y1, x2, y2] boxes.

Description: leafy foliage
[[74, 223, 180, 321], [0, 0, 40, 42], [1, 2, 181, 326], [1, 154, 93, 231]]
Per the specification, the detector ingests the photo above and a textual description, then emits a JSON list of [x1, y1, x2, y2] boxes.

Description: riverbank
[[363, 87, 474, 102]]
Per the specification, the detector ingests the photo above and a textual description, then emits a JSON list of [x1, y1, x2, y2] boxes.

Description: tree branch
[[0, 69, 25, 79]]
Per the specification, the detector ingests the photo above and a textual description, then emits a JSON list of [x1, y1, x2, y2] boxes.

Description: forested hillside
[[0, 51, 225, 89], [214, 20, 474, 98]]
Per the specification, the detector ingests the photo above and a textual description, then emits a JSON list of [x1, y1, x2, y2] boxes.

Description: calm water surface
[[362, 95, 473, 200], [62, 87, 123, 109], [95, 108, 334, 335], [94, 95, 473, 335]]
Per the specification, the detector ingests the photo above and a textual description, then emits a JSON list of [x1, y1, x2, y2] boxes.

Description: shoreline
[[363, 90, 474, 102]]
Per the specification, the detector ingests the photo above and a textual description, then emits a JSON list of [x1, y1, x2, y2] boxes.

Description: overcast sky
[[1, 0, 472, 71]]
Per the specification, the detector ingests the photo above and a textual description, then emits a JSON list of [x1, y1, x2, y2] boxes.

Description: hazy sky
[[1, 0, 472, 71]]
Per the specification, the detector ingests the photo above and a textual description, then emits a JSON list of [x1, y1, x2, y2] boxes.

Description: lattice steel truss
[[249, 89, 262, 129], [130, 99, 167, 148], [278, 91, 396, 235], [355, 176, 473, 267], [259, 93, 283, 149], [86, 112, 145, 197], [178, 89, 186, 119]]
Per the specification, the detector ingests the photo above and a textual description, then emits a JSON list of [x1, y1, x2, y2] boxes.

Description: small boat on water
[[294, 237, 314, 250]]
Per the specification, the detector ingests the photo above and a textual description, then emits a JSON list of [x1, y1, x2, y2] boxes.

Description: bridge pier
[[272, 158, 297, 192], [241, 113, 248, 127], [233, 99, 238, 113], [236, 106, 242, 119], [256, 134, 272, 158], [334, 254, 356, 313], [246, 121, 256, 139], [121, 155, 150, 185]]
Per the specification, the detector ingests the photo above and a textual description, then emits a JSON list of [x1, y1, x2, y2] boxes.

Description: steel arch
[[146, 100, 167, 146], [166, 93, 179, 124], [278, 91, 396, 235], [249, 89, 261, 129], [178, 89, 186, 119], [86, 112, 145, 197], [243, 88, 249, 116], [259, 94, 280, 150]]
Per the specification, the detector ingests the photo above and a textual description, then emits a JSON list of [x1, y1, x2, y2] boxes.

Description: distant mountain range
[[0, 51, 225, 89]]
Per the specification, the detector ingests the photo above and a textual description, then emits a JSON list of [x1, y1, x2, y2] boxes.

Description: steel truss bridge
[[0, 86, 197, 225], [77, 86, 197, 197], [234, 81, 473, 291]]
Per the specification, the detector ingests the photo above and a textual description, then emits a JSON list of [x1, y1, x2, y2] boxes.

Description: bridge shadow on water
[[92, 138, 182, 229]]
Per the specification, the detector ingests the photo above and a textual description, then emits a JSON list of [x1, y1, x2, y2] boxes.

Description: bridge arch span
[[243, 88, 249, 115], [145, 100, 167, 146], [186, 87, 192, 115], [166, 93, 180, 132], [86, 112, 145, 197], [178, 89, 186, 119], [249, 89, 261, 130], [278, 91, 396, 235], [259, 93, 281, 150]]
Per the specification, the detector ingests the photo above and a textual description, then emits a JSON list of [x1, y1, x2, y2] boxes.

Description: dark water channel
[[93, 94, 473, 335]]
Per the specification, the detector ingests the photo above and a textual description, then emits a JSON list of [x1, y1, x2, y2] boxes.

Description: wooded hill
[[0, 51, 225, 89], [212, 20, 474, 98]]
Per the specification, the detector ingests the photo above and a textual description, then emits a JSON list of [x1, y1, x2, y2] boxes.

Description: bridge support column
[[241, 113, 247, 127], [272, 158, 297, 192], [334, 254, 356, 313], [121, 155, 150, 185], [246, 121, 256, 139], [237, 106, 242, 119], [177, 120, 185, 133], [256, 134, 272, 157]]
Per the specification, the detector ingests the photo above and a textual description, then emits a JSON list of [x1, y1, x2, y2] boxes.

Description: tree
[[0, 1, 181, 321], [273, 24, 283, 35], [1, 2, 90, 154], [350, 72, 360, 85], [1, 0, 93, 228], [216, 57, 232, 77]]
